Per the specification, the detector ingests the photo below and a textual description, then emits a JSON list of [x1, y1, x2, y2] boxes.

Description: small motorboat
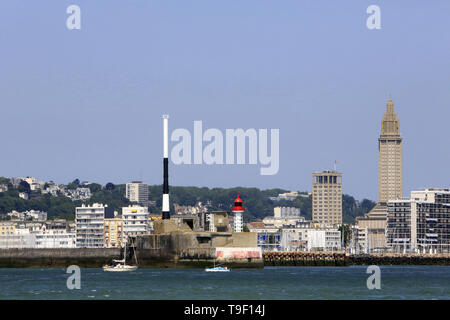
[[205, 266, 230, 272], [205, 259, 230, 272]]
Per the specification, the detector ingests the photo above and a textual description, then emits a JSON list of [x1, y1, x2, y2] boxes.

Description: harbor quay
[[1, 247, 449, 268]]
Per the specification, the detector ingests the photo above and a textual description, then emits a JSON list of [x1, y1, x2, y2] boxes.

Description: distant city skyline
[[1, 1, 449, 201]]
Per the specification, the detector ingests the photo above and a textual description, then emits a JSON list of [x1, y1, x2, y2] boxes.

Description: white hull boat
[[205, 259, 230, 272], [103, 236, 138, 272], [103, 264, 138, 272]]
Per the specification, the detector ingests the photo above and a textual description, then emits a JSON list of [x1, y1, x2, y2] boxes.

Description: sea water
[[0, 266, 448, 300]]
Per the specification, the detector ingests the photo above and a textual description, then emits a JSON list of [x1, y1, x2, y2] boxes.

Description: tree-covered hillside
[[0, 177, 375, 223]]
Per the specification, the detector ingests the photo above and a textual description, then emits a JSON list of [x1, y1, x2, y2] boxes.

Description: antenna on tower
[[334, 160, 337, 172]]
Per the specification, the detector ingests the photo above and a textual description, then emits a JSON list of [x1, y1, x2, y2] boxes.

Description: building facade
[[274, 207, 301, 219], [125, 181, 149, 204], [122, 206, 149, 236], [312, 171, 342, 226], [386, 189, 450, 254], [75, 203, 114, 248], [104, 217, 124, 248]]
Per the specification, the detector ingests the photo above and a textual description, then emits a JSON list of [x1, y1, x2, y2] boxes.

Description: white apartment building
[[0, 229, 76, 249], [76, 203, 114, 248], [387, 188, 450, 254], [7, 210, 47, 221], [122, 205, 149, 236], [350, 225, 368, 254], [274, 207, 301, 219], [306, 229, 342, 252], [125, 181, 149, 204], [34, 230, 76, 248]]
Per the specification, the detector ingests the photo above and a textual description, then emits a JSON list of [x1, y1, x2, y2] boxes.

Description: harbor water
[[0, 266, 449, 300]]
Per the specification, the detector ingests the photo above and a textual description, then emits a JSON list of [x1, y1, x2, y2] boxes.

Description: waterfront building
[[0, 228, 76, 249], [125, 181, 149, 204], [279, 227, 341, 252], [34, 230, 76, 248], [312, 171, 343, 226], [0, 228, 35, 249], [75, 203, 114, 248], [122, 205, 149, 236], [306, 229, 342, 252], [0, 222, 16, 236], [386, 188, 450, 254], [350, 225, 368, 254], [104, 217, 124, 248]]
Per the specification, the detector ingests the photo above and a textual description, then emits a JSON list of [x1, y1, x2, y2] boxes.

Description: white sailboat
[[103, 236, 138, 272]]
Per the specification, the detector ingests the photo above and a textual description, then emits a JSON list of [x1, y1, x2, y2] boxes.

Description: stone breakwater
[[263, 252, 450, 266], [263, 251, 348, 266], [349, 253, 450, 266]]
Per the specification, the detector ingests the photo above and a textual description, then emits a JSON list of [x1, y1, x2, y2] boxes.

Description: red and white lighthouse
[[232, 194, 245, 233]]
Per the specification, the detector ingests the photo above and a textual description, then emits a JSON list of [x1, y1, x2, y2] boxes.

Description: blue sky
[[0, 1, 449, 201]]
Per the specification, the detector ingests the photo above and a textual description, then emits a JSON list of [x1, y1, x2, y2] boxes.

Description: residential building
[[19, 192, 29, 200], [63, 187, 92, 201], [7, 210, 47, 221], [125, 181, 149, 204], [312, 171, 343, 226], [104, 217, 124, 248], [306, 229, 342, 252], [274, 207, 301, 219], [350, 225, 368, 254], [34, 230, 76, 248], [0, 222, 16, 236], [122, 205, 149, 236], [386, 188, 450, 254], [76, 203, 114, 248]]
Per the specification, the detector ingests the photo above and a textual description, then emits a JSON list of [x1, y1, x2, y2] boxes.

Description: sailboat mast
[[124, 235, 127, 263]]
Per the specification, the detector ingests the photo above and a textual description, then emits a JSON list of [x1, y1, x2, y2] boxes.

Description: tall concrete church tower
[[356, 95, 403, 252], [378, 96, 402, 203]]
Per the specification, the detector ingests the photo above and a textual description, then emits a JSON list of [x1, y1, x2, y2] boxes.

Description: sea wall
[[0, 248, 121, 268]]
